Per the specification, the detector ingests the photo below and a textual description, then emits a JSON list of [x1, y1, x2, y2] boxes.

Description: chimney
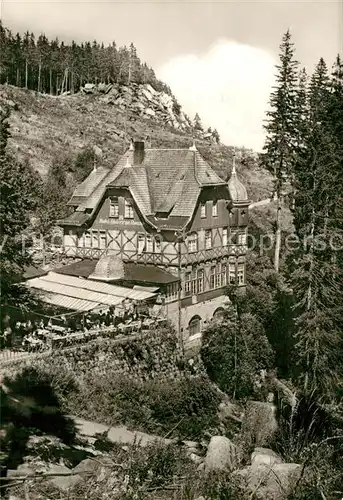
[[133, 141, 145, 165]]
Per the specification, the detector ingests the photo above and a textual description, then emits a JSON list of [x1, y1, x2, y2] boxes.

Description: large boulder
[[82, 83, 96, 94], [242, 401, 278, 447], [234, 463, 302, 500], [46, 463, 80, 492], [204, 436, 240, 473], [251, 447, 283, 467], [7, 464, 35, 478]]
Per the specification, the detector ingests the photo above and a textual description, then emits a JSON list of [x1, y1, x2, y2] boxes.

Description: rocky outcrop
[[77, 82, 218, 141], [204, 436, 240, 473], [99, 83, 192, 132]]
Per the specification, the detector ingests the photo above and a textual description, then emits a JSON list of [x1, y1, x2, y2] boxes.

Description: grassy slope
[[1, 84, 273, 203]]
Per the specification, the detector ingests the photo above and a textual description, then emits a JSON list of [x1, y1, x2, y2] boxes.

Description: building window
[[223, 228, 228, 247], [124, 198, 134, 219], [200, 203, 206, 218], [185, 272, 192, 296], [213, 307, 225, 321], [215, 264, 222, 288], [187, 232, 198, 253], [138, 234, 145, 254], [146, 234, 153, 253], [109, 197, 119, 218], [166, 283, 178, 302], [189, 315, 201, 337], [237, 263, 245, 285], [85, 231, 91, 248], [210, 266, 215, 289], [221, 263, 227, 286], [155, 237, 162, 254], [205, 229, 212, 249], [197, 269, 204, 293], [212, 201, 218, 217], [185, 268, 203, 296], [99, 231, 107, 249], [92, 231, 99, 248], [229, 261, 236, 284], [238, 232, 247, 245], [211, 262, 227, 289]]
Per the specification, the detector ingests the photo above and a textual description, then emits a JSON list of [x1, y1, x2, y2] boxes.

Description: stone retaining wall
[[1, 327, 204, 382]]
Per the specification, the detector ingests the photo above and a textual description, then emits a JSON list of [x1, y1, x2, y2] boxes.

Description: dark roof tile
[[54, 259, 178, 285], [68, 146, 233, 230]]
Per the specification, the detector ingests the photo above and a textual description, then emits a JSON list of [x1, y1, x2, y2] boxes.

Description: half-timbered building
[[59, 141, 250, 343]]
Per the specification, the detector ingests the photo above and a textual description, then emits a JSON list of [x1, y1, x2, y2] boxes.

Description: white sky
[[1, 0, 342, 151], [157, 40, 277, 150]]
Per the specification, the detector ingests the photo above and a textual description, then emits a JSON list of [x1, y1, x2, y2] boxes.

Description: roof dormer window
[[212, 202, 218, 217], [109, 197, 119, 218], [200, 203, 206, 218], [124, 199, 134, 219]]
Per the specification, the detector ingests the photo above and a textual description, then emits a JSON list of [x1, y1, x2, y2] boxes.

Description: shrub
[[200, 471, 245, 500], [272, 392, 342, 462], [125, 442, 190, 491], [147, 375, 221, 438], [65, 373, 221, 440], [1, 367, 76, 472], [201, 309, 274, 400]]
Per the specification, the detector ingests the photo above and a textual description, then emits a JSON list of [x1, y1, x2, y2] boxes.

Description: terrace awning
[[25, 271, 157, 313]]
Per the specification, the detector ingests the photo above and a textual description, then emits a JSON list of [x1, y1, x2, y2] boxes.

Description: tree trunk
[[274, 195, 282, 272], [16, 67, 20, 87], [49, 68, 53, 95], [65, 68, 68, 93], [25, 59, 28, 88], [38, 58, 42, 92]]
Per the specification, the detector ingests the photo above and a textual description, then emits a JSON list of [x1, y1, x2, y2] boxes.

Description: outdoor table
[[130, 320, 142, 331], [142, 318, 155, 330], [50, 325, 66, 333]]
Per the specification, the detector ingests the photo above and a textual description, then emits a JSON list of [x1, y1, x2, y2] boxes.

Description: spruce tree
[[262, 30, 299, 272], [290, 59, 343, 398]]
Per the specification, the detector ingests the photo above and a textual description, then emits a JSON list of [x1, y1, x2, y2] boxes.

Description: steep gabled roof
[[68, 166, 109, 206], [62, 146, 229, 230], [77, 150, 134, 212], [109, 164, 152, 215]]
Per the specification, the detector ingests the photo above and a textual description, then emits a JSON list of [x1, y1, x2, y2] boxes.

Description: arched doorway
[[188, 315, 201, 337], [213, 307, 225, 321]]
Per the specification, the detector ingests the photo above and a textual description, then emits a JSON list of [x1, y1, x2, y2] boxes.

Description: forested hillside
[[0, 21, 172, 96]]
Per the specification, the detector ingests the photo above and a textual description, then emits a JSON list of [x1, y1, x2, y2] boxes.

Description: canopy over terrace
[[25, 271, 157, 313]]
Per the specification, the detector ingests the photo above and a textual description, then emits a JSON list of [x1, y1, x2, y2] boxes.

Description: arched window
[[213, 307, 225, 321], [188, 315, 201, 337]]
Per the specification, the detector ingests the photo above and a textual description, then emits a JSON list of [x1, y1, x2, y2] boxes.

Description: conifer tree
[[290, 58, 343, 398], [0, 21, 173, 95], [262, 30, 299, 272], [0, 107, 41, 304], [193, 112, 203, 131]]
